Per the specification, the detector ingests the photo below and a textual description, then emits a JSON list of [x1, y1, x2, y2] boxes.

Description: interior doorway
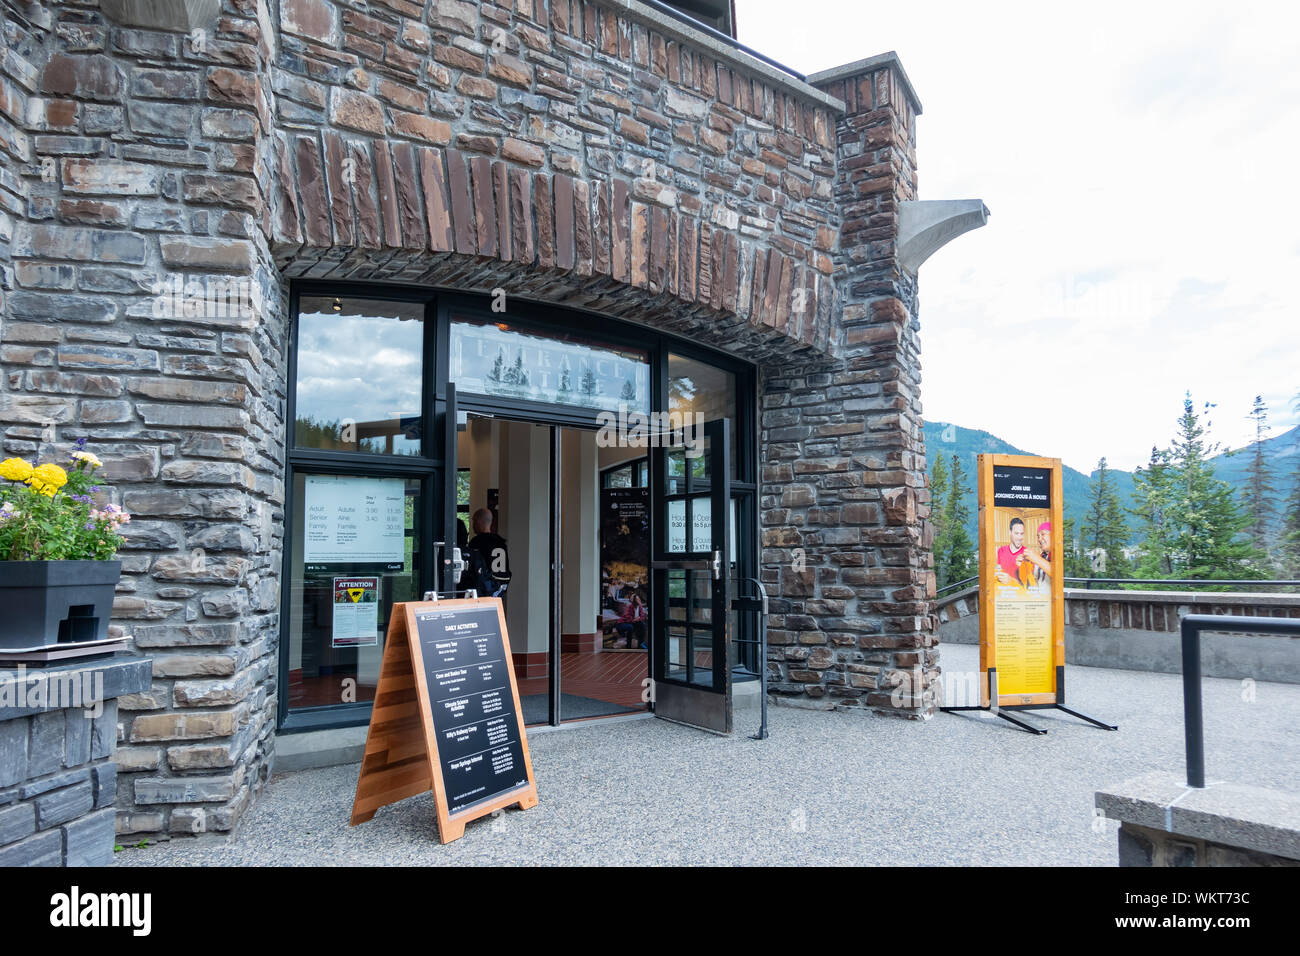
[[456, 414, 651, 727]]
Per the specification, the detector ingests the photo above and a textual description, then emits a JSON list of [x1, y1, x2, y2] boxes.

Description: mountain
[[922, 422, 1300, 548]]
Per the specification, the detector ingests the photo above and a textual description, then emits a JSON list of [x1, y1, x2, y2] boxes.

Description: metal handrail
[[731, 576, 769, 740], [1179, 614, 1300, 788], [937, 577, 1300, 598], [1068, 578, 1300, 590], [934, 575, 978, 598]]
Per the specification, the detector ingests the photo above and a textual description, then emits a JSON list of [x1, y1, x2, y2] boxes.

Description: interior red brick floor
[[521, 650, 651, 709]]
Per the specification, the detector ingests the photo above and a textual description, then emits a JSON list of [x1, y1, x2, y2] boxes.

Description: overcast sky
[[738, 0, 1300, 473]]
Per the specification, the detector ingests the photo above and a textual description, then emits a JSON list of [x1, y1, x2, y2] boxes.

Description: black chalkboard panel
[[413, 605, 530, 815]]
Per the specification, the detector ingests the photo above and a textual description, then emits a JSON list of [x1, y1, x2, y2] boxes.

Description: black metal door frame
[[650, 417, 733, 733]]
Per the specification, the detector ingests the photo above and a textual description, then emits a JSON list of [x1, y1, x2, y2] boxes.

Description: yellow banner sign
[[978, 454, 1065, 706]]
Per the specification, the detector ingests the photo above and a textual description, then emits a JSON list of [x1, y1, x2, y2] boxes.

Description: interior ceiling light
[[331, 297, 343, 312]]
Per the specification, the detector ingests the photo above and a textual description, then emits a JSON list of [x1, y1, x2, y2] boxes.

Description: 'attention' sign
[[349, 598, 538, 843]]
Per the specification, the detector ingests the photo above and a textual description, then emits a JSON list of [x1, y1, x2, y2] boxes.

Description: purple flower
[[75, 437, 88, 450], [84, 520, 97, 530], [69, 494, 93, 503], [90, 486, 102, 493]]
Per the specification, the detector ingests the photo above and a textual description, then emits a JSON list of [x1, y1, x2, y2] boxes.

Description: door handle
[[712, 550, 722, 581]]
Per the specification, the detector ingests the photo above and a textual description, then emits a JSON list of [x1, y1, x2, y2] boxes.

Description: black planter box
[[0, 560, 122, 651]]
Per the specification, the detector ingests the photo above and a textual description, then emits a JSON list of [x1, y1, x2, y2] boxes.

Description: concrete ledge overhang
[[600, 0, 845, 112], [898, 199, 989, 274], [100, 0, 221, 32], [1096, 771, 1300, 861]]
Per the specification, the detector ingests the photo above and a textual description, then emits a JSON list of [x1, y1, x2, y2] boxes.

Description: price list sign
[[303, 476, 405, 573], [349, 598, 538, 844]]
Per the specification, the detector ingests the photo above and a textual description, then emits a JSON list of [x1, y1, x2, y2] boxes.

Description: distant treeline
[[930, 392, 1300, 589]]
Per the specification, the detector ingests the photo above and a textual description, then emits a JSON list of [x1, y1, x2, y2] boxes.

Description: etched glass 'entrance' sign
[[450, 316, 650, 412]]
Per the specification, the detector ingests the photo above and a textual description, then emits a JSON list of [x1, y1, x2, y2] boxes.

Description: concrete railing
[[936, 587, 1300, 683]]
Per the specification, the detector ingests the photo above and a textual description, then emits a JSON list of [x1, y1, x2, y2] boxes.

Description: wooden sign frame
[[942, 453, 1116, 733], [976, 454, 1065, 709], [349, 598, 539, 843]]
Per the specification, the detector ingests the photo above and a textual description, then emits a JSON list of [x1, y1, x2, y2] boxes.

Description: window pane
[[690, 630, 714, 687], [668, 353, 737, 478], [287, 473, 422, 713], [295, 297, 424, 455], [450, 315, 650, 413], [603, 464, 632, 489]]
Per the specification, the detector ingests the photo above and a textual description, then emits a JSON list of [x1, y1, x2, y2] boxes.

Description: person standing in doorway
[[466, 507, 510, 597]]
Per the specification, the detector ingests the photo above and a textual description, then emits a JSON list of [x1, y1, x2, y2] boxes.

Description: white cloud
[[737, 0, 1300, 471]]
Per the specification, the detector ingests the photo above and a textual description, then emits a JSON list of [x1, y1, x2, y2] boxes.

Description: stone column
[[759, 53, 939, 718], [0, 1, 286, 838]]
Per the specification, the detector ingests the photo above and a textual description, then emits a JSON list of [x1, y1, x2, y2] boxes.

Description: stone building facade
[[0, 0, 983, 839]]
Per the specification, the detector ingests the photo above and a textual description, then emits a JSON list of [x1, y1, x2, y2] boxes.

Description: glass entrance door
[[651, 418, 732, 733]]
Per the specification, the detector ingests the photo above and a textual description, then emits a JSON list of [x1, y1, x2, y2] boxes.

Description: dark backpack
[[465, 543, 508, 598]]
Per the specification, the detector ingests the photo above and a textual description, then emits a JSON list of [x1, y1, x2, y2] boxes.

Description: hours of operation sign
[[303, 476, 405, 569]]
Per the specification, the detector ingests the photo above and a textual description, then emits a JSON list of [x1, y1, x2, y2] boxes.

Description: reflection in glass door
[[559, 427, 651, 722]]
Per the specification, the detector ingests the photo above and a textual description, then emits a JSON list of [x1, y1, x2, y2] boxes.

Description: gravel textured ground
[[115, 645, 1300, 866]]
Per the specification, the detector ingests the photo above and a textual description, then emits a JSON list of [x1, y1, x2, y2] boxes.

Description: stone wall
[[0, 657, 151, 865], [759, 56, 938, 718], [0, 0, 285, 841], [269, 0, 844, 364]]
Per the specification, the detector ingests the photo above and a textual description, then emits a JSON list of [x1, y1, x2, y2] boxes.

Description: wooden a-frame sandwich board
[[349, 597, 538, 844]]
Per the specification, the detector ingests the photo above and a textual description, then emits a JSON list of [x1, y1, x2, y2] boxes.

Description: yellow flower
[[29, 463, 68, 495], [0, 458, 33, 482], [70, 451, 103, 469]]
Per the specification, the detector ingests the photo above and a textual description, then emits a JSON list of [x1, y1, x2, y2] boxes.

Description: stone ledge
[[100, 0, 220, 33], [1065, 589, 1300, 608], [806, 52, 923, 115], [599, 0, 847, 113], [1096, 771, 1300, 861], [0, 657, 153, 721], [274, 725, 367, 773]]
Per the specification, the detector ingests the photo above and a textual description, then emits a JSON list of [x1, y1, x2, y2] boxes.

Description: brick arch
[[270, 134, 836, 362]]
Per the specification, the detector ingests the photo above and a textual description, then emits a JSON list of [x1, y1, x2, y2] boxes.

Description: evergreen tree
[[942, 454, 976, 585], [504, 350, 529, 389], [1082, 457, 1130, 579], [1131, 444, 1175, 578], [1282, 466, 1300, 577], [558, 360, 572, 393], [1062, 516, 1090, 577], [619, 378, 637, 402], [1133, 394, 1265, 583], [580, 364, 599, 396], [928, 454, 951, 589], [488, 348, 505, 384], [1281, 391, 1300, 576], [1241, 395, 1277, 558]]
